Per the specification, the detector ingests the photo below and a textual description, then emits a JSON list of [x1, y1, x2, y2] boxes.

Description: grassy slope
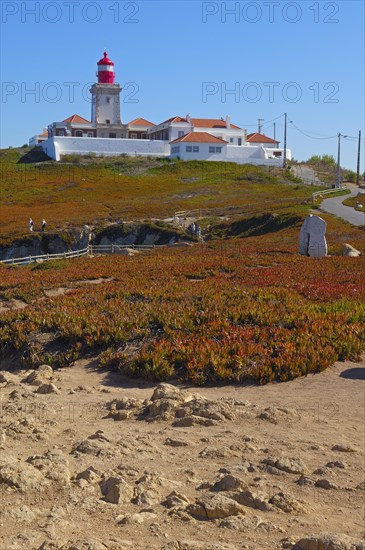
[[1, 147, 316, 244]]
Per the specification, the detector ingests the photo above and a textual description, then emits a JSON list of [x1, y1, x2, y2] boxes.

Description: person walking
[[29, 218, 34, 232], [41, 219, 47, 232]]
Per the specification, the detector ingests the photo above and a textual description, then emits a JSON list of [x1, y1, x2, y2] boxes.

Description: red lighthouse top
[[97, 51, 115, 84]]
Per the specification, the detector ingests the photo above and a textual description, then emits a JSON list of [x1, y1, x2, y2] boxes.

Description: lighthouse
[[90, 51, 122, 129]]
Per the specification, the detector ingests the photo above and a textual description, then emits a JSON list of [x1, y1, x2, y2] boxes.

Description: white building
[[35, 52, 291, 165]]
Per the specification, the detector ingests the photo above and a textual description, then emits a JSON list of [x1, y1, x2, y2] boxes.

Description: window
[[58, 130, 65, 136], [106, 119, 110, 124], [193, 146, 199, 152], [106, 97, 111, 104], [172, 146, 180, 154], [238, 138, 242, 146], [109, 133, 116, 138], [216, 147, 222, 153], [186, 146, 192, 152], [131, 133, 137, 139], [230, 138, 234, 143], [87, 132, 93, 138], [75, 130, 83, 137], [209, 146, 215, 153], [178, 131, 184, 138]]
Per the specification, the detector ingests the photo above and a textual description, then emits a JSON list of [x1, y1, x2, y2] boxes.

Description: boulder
[[187, 493, 245, 520], [293, 533, 365, 550], [151, 383, 184, 402], [262, 456, 308, 475], [100, 476, 133, 504], [26, 365, 53, 386], [37, 383, 60, 394], [212, 475, 245, 492], [343, 244, 361, 257]]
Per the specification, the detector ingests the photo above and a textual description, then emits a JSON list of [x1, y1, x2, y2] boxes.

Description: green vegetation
[[1, 147, 314, 245]]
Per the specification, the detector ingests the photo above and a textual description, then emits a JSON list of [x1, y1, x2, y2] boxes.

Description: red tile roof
[[39, 130, 48, 137], [246, 132, 279, 144], [170, 132, 228, 144], [191, 118, 241, 130], [63, 114, 91, 123], [159, 116, 189, 125], [128, 117, 155, 127]]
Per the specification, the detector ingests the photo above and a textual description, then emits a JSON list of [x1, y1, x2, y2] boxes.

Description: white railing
[[89, 243, 158, 254], [311, 186, 347, 205], [0, 246, 90, 266], [0, 243, 172, 266]]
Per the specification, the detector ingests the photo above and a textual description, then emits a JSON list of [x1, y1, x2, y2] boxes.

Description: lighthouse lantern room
[[97, 51, 115, 84], [90, 51, 122, 128]]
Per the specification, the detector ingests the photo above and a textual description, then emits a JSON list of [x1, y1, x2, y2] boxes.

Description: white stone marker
[[299, 214, 327, 258]]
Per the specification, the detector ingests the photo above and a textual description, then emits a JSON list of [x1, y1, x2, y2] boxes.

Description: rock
[[144, 398, 179, 421], [172, 416, 217, 428], [315, 478, 338, 490], [73, 432, 111, 456], [162, 490, 189, 508], [76, 466, 100, 483], [26, 364, 53, 386], [326, 461, 345, 469], [109, 410, 130, 421], [269, 492, 304, 513], [101, 476, 133, 504], [151, 383, 184, 402], [0, 371, 18, 384], [107, 397, 143, 411], [299, 214, 327, 258], [296, 475, 315, 486], [293, 533, 365, 549], [0, 461, 48, 492], [37, 383, 60, 394], [219, 514, 274, 532], [118, 512, 157, 525], [343, 244, 361, 257], [262, 457, 307, 475], [187, 493, 246, 520], [164, 437, 189, 447], [332, 444, 357, 453], [133, 474, 161, 506], [212, 474, 245, 492], [233, 489, 272, 511], [26, 449, 70, 485]]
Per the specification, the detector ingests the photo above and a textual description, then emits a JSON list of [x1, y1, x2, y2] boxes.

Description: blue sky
[[1, 0, 364, 170]]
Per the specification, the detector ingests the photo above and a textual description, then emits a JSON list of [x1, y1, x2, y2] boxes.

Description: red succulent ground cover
[[0, 227, 364, 385]]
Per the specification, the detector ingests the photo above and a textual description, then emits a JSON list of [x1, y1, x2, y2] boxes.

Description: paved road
[[320, 185, 365, 227]]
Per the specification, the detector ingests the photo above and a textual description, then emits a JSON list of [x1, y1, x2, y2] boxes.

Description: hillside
[[1, 147, 314, 244]]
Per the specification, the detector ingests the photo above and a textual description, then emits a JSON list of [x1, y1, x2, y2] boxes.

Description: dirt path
[[0, 357, 364, 549]]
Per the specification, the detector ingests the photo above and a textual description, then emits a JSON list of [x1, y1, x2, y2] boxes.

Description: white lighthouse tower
[[90, 52, 122, 131]]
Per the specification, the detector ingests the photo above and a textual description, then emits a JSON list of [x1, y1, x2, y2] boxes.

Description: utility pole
[[336, 133, 341, 188], [336, 133, 347, 188], [283, 113, 287, 169], [356, 130, 361, 186], [257, 118, 264, 134], [273, 122, 276, 142]]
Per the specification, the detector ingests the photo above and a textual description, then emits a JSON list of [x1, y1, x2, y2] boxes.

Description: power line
[[289, 122, 337, 140]]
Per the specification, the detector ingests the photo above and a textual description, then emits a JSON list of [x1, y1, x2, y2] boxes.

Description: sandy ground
[[0, 357, 364, 550]]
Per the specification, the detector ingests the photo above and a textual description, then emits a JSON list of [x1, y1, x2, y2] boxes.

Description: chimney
[[186, 114, 191, 123], [226, 115, 231, 128]]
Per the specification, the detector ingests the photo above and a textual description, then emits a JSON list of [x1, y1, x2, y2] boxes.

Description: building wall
[[191, 127, 246, 145], [40, 137, 169, 161], [170, 142, 228, 161]]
